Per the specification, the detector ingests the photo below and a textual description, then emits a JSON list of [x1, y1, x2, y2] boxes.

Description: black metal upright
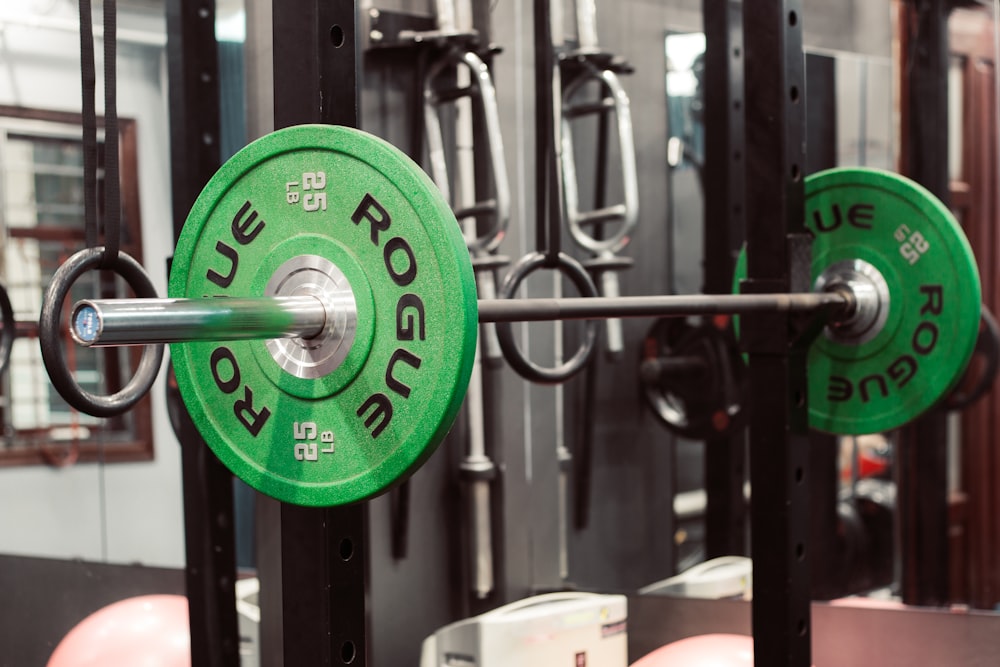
[[801, 52, 843, 601], [165, 2, 241, 665], [702, 0, 747, 559], [742, 3, 811, 665], [167, 0, 222, 232], [268, 1, 369, 666], [898, 0, 951, 607]]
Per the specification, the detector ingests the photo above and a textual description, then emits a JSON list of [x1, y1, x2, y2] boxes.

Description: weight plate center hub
[[264, 254, 358, 379], [815, 259, 889, 346]]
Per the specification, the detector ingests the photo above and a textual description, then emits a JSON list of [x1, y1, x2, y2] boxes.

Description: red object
[[47, 594, 190, 667], [857, 451, 889, 478]]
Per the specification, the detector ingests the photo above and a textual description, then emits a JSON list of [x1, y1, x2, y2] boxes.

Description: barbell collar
[[71, 290, 854, 348]]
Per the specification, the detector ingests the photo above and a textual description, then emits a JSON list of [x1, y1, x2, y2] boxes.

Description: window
[[0, 105, 152, 466]]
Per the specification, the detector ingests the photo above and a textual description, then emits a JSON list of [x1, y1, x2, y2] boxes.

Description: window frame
[[0, 104, 153, 468]]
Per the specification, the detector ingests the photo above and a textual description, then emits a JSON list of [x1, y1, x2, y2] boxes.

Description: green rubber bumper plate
[[735, 168, 981, 435], [169, 125, 478, 506]]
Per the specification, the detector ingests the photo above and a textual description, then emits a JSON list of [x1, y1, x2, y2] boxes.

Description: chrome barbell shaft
[[72, 291, 853, 347], [72, 296, 327, 347]]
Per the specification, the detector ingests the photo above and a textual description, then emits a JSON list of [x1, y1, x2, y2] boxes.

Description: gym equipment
[[835, 478, 896, 596], [943, 306, 999, 410], [50, 126, 981, 506], [420, 11, 507, 596], [38, 0, 163, 418], [639, 316, 746, 439], [733, 167, 981, 434], [47, 595, 190, 667], [560, 18, 640, 361], [639, 555, 752, 599], [40, 248, 164, 418], [424, 49, 510, 255], [493, 0, 601, 384], [167, 125, 478, 507], [420, 592, 627, 667], [423, 37, 510, 365]]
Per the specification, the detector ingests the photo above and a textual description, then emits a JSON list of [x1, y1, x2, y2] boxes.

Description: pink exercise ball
[[631, 634, 754, 667], [47, 594, 190, 667]]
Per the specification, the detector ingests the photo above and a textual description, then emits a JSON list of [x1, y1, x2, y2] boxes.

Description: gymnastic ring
[[496, 251, 599, 383], [39, 247, 164, 417]]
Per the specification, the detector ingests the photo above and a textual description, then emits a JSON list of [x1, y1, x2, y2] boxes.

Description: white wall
[[0, 4, 185, 568]]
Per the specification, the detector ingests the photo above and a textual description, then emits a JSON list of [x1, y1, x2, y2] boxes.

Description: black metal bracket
[[559, 51, 634, 78], [362, 6, 503, 58]]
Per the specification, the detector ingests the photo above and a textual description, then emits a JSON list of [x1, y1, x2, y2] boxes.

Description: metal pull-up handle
[[560, 63, 639, 360], [424, 47, 511, 368], [561, 66, 639, 256], [424, 50, 511, 253]]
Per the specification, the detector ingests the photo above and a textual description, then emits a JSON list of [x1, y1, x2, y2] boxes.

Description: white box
[[420, 592, 628, 667]]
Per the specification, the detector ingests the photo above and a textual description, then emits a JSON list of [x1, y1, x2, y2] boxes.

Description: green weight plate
[[733, 168, 981, 435], [169, 125, 478, 506]]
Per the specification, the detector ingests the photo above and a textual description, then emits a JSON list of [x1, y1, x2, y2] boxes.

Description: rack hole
[[790, 85, 800, 103], [798, 618, 808, 636], [794, 388, 805, 406], [789, 10, 798, 27], [795, 466, 804, 484], [340, 537, 354, 561], [796, 542, 805, 561], [341, 640, 357, 664], [330, 24, 345, 47], [791, 164, 802, 182]]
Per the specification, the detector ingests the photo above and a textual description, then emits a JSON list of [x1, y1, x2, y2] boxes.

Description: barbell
[[41, 125, 981, 507]]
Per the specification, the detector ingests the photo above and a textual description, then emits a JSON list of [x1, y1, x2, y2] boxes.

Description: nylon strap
[[101, 0, 120, 268], [78, 0, 121, 267], [78, 0, 98, 251]]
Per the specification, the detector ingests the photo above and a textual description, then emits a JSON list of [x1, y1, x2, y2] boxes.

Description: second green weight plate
[[735, 168, 981, 435]]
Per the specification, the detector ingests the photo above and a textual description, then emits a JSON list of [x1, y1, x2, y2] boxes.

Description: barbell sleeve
[[71, 290, 854, 347], [71, 296, 328, 347]]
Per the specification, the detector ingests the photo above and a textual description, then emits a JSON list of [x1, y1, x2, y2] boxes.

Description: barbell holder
[[71, 290, 855, 348]]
